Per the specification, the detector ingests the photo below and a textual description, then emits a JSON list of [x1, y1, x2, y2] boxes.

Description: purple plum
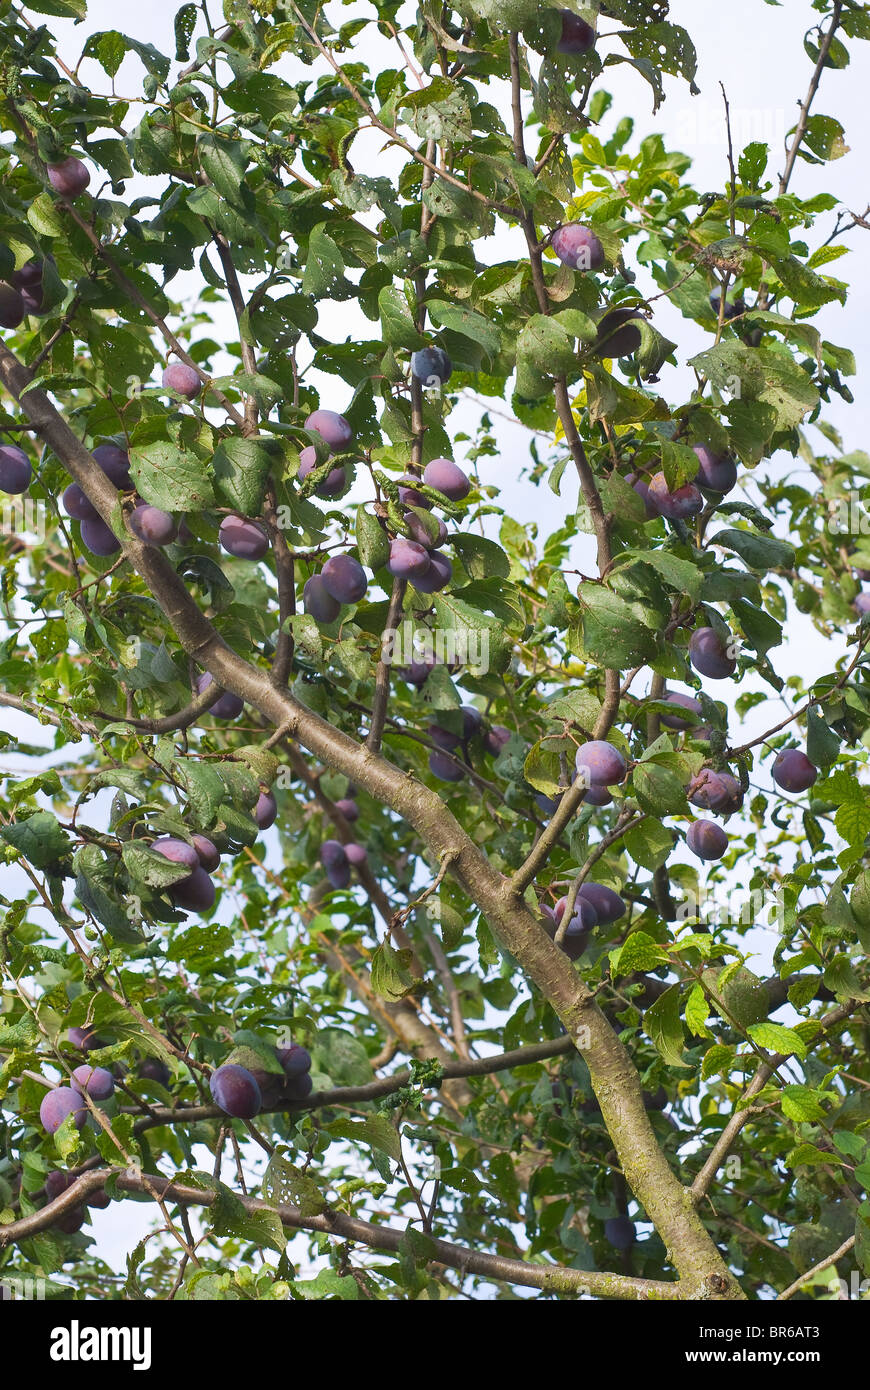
[[556, 10, 596, 54], [411, 551, 453, 593], [593, 308, 643, 357], [253, 790, 278, 829], [686, 819, 728, 861], [575, 740, 627, 788], [660, 691, 704, 731], [195, 672, 244, 720], [70, 1065, 115, 1101], [648, 472, 704, 520], [62, 483, 98, 521], [219, 514, 269, 560], [772, 749, 817, 793], [305, 409, 353, 451], [411, 347, 452, 385], [551, 223, 605, 272], [429, 750, 464, 782], [210, 1064, 262, 1118], [304, 574, 342, 623], [693, 445, 737, 495], [0, 443, 32, 494], [0, 283, 25, 329], [46, 156, 90, 198], [162, 362, 202, 399], [92, 443, 132, 488], [387, 537, 431, 580], [80, 517, 121, 556], [422, 457, 470, 501], [40, 1086, 88, 1135], [320, 554, 367, 605], [129, 504, 178, 546], [689, 627, 737, 680], [298, 445, 348, 498]]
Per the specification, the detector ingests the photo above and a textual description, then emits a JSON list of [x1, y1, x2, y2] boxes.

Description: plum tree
[[219, 515, 269, 561], [320, 554, 367, 604], [70, 1065, 115, 1100], [210, 1064, 262, 1119], [556, 9, 596, 54], [304, 574, 342, 624], [129, 504, 178, 547], [551, 223, 605, 271], [39, 1086, 88, 1134], [686, 819, 729, 861], [46, 156, 90, 197], [411, 346, 452, 384], [80, 517, 121, 557], [648, 472, 704, 520], [162, 362, 202, 399], [305, 409, 353, 451], [575, 741, 627, 787], [0, 443, 32, 493], [3, 0, 870, 1313], [772, 748, 818, 793], [195, 673, 244, 720], [689, 627, 737, 679], [422, 457, 470, 501]]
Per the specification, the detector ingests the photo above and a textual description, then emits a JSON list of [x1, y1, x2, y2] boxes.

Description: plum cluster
[[210, 1041, 314, 1118], [543, 881, 627, 960], [633, 445, 738, 523]]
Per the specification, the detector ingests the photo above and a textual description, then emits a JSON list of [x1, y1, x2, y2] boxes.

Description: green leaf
[[645, 985, 691, 1069], [611, 931, 669, 975], [327, 1116, 401, 1162], [397, 78, 471, 141], [356, 508, 390, 572], [623, 818, 673, 870], [27, 194, 66, 239], [632, 761, 688, 816], [746, 1022, 807, 1059], [211, 436, 275, 515], [806, 705, 840, 770], [684, 983, 711, 1038], [427, 299, 501, 362], [370, 940, 418, 1001], [121, 842, 193, 888], [0, 813, 70, 869], [450, 534, 510, 581], [129, 441, 216, 512], [711, 527, 794, 572], [302, 225, 354, 301], [198, 134, 249, 204], [574, 585, 657, 668], [378, 285, 427, 350], [781, 1085, 827, 1123]]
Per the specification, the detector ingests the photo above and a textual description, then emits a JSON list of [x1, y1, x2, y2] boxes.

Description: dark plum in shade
[[40, 1086, 88, 1134], [411, 551, 453, 593], [429, 721, 460, 751], [46, 156, 90, 198], [45, 1170, 74, 1201], [687, 819, 728, 861], [334, 798, 359, 821], [68, 1026, 102, 1052], [689, 627, 737, 679], [191, 834, 220, 872], [129, 504, 177, 547], [772, 748, 817, 793], [693, 445, 738, 495], [485, 725, 511, 756], [304, 575, 342, 623], [152, 836, 200, 870], [387, 537, 431, 579], [62, 483, 98, 521], [660, 691, 704, 731], [411, 346, 452, 384], [138, 1057, 171, 1085], [11, 261, 47, 315], [0, 283, 25, 329], [171, 866, 216, 913], [593, 308, 643, 357], [429, 749, 464, 782], [53, 1206, 86, 1235], [305, 409, 353, 451], [556, 9, 596, 53], [209, 1064, 262, 1119], [575, 740, 627, 788], [80, 517, 121, 557], [627, 472, 657, 519], [554, 895, 598, 936], [423, 457, 470, 501], [322, 839, 351, 889], [0, 443, 32, 494], [162, 362, 202, 399], [253, 790, 278, 829], [92, 443, 132, 488], [604, 1216, 636, 1251], [578, 882, 626, 923], [219, 514, 269, 561], [71, 1065, 115, 1100], [195, 672, 244, 720], [298, 446, 348, 498], [582, 784, 613, 806], [320, 553, 367, 605], [398, 656, 436, 687], [648, 472, 704, 520], [286, 1072, 314, 1100], [551, 223, 604, 272]]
